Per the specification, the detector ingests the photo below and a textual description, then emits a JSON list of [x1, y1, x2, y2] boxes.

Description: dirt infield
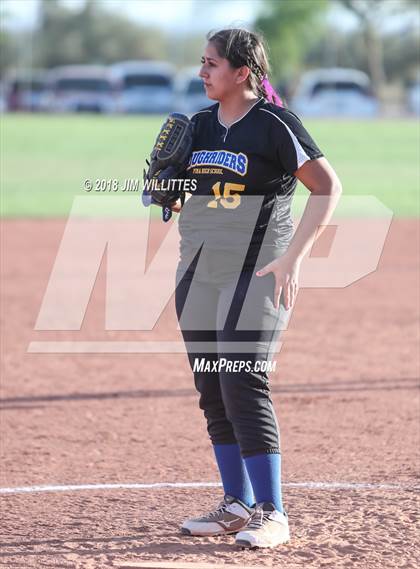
[[0, 218, 419, 568]]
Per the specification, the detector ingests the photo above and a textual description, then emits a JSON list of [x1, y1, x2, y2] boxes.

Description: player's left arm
[[287, 156, 342, 259], [257, 156, 342, 310]]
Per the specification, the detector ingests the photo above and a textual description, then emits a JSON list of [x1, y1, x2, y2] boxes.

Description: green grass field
[[1, 114, 418, 217]]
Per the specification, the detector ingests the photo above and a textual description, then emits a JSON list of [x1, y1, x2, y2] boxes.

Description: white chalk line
[[1, 481, 419, 496]]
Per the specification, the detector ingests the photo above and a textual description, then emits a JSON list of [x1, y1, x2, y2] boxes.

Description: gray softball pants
[[175, 247, 291, 458]]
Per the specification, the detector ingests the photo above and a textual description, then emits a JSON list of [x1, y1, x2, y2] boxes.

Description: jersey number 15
[[208, 181, 245, 210]]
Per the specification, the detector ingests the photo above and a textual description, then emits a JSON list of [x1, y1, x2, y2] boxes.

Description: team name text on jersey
[[188, 150, 248, 176]]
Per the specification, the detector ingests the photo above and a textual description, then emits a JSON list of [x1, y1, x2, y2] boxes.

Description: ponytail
[[262, 75, 283, 108]]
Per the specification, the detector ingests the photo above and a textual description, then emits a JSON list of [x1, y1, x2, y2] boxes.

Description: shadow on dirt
[[0, 377, 418, 410]]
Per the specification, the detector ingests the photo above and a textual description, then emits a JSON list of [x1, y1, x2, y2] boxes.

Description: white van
[[291, 68, 379, 117], [176, 67, 211, 114], [110, 61, 175, 114], [46, 65, 115, 113]]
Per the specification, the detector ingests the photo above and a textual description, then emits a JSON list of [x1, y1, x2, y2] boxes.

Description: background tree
[[255, 0, 328, 82], [0, 8, 19, 76], [34, 0, 166, 68], [382, 25, 420, 84], [335, 0, 419, 95], [336, 0, 387, 96]]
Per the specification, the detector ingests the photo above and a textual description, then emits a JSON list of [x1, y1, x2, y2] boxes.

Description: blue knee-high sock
[[244, 453, 284, 512], [213, 444, 255, 507]]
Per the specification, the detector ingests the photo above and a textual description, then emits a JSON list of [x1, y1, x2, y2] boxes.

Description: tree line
[[1, 0, 419, 95]]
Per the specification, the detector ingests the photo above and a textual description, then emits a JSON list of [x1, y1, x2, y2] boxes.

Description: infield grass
[[1, 114, 418, 217]]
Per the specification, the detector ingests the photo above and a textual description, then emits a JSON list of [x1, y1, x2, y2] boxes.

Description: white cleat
[[235, 502, 290, 549], [181, 494, 254, 537]]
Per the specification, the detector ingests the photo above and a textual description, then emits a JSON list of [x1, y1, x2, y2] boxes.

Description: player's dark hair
[[207, 28, 283, 106]]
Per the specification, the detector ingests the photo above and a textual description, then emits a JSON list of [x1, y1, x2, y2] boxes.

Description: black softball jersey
[[179, 97, 323, 264]]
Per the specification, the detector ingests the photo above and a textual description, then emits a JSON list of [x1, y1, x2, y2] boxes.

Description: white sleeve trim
[[260, 108, 310, 170]]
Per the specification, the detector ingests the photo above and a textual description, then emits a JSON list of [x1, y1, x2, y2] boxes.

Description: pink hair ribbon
[[262, 75, 283, 107]]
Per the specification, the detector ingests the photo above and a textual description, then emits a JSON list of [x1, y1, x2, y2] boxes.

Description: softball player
[[174, 28, 342, 549]]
